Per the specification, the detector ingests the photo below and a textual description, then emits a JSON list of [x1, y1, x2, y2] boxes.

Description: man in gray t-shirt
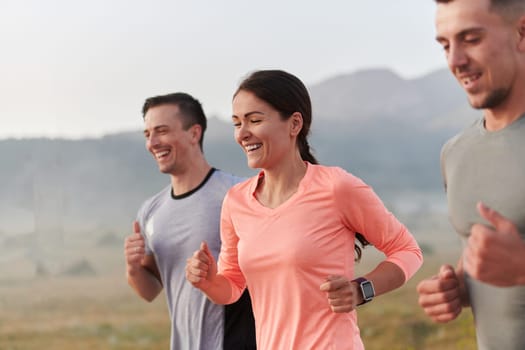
[[417, 0, 525, 349], [124, 92, 256, 350]]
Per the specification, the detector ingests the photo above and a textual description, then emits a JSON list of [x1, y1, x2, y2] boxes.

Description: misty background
[[1, 0, 445, 139], [0, 67, 478, 276]]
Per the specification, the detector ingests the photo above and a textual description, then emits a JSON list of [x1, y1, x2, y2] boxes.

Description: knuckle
[[442, 303, 456, 313]]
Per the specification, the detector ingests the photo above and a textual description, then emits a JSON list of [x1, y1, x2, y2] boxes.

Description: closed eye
[[464, 36, 481, 45]]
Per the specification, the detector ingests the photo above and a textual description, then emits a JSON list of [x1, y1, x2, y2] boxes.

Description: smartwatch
[[352, 277, 375, 305]]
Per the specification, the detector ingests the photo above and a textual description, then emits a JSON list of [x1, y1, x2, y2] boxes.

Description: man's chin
[[158, 165, 172, 174], [468, 99, 484, 110], [468, 89, 508, 110]]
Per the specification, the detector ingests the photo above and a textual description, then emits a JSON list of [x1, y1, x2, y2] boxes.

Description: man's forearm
[[127, 267, 163, 302]]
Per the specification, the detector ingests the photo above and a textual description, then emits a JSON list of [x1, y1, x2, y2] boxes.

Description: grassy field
[[0, 241, 476, 349], [356, 251, 476, 350]]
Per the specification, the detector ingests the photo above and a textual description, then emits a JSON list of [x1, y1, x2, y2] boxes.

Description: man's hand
[[464, 202, 525, 286], [124, 221, 146, 275], [417, 265, 464, 323]]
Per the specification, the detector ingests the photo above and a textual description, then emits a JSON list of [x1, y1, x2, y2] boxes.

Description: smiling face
[[232, 90, 300, 170], [435, 0, 521, 110], [143, 104, 198, 175]]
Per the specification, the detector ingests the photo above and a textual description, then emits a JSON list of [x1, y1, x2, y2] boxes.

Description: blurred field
[[356, 251, 476, 350], [0, 224, 477, 350], [0, 239, 169, 350]]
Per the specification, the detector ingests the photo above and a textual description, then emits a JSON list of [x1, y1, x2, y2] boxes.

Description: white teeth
[[463, 74, 480, 84], [156, 151, 169, 159], [245, 144, 261, 152]]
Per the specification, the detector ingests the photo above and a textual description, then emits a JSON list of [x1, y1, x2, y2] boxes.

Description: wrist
[[352, 277, 375, 306], [127, 264, 141, 277], [351, 281, 365, 305], [199, 272, 220, 292]]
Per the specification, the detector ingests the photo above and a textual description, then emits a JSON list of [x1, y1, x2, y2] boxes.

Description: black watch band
[[352, 277, 375, 305]]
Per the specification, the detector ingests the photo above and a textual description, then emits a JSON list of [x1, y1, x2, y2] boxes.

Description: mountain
[[309, 67, 478, 195], [0, 67, 480, 237], [310, 67, 475, 127]]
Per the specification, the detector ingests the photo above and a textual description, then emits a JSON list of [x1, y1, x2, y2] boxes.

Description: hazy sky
[[0, 0, 446, 139]]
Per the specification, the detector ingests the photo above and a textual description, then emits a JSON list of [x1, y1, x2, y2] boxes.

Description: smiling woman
[[186, 69, 423, 350], [232, 90, 304, 172]]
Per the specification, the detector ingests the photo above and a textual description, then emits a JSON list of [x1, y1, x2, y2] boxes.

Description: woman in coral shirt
[[186, 69, 423, 349]]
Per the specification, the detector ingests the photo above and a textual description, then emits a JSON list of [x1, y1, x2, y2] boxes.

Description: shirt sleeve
[[136, 200, 153, 256], [217, 191, 247, 303], [332, 168, 423, 281]]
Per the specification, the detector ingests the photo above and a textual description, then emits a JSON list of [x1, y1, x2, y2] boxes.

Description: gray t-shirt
[[136, 169, 256, 350], [441, 115, 525, 350]]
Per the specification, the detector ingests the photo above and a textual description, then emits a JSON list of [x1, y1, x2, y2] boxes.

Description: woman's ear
[[290, 112, 303, 136]]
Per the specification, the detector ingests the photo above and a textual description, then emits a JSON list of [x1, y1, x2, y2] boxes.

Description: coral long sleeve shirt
[[218, 163, 423, 350]]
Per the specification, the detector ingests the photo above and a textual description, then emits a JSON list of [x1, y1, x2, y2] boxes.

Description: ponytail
[[354, 232, 370, 262], [298, 135, 318, 165]]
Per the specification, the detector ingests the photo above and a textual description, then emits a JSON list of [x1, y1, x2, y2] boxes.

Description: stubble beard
[[469, 87, 509, 110]]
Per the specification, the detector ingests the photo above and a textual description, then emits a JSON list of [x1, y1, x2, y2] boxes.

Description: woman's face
[[232, 90, 298, 170]]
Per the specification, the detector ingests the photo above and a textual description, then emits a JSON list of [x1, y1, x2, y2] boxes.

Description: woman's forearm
[[363, 261, 406, 297], [199, 273, 236, 305]]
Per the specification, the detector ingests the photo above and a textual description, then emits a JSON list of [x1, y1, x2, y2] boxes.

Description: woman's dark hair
[[354, 233, 370, 262], [235, 70, 369, 260], [234, 70, 318, 164]]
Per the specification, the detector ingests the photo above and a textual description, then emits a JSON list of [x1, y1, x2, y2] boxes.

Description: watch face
[[361, 281, 375, 299]]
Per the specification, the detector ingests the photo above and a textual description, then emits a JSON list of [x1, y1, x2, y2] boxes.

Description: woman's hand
[[186, 241, 218, 291], [320, 275, 361, 313]]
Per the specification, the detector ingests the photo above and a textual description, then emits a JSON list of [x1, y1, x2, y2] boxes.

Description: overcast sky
[[0, 0, 446, 139]]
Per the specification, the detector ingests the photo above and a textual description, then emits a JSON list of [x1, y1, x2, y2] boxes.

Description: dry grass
[[0, 246, 171, 350], [356, 249, 476, 350], [0, 240, 476, 350]]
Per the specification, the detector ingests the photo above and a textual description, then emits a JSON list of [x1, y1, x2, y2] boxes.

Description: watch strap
[[352, 277, 375, 305]]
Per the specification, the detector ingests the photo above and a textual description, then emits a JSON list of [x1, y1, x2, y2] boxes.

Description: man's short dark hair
[[142, 92, 207, 150], [434, 0, 525, 21]]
